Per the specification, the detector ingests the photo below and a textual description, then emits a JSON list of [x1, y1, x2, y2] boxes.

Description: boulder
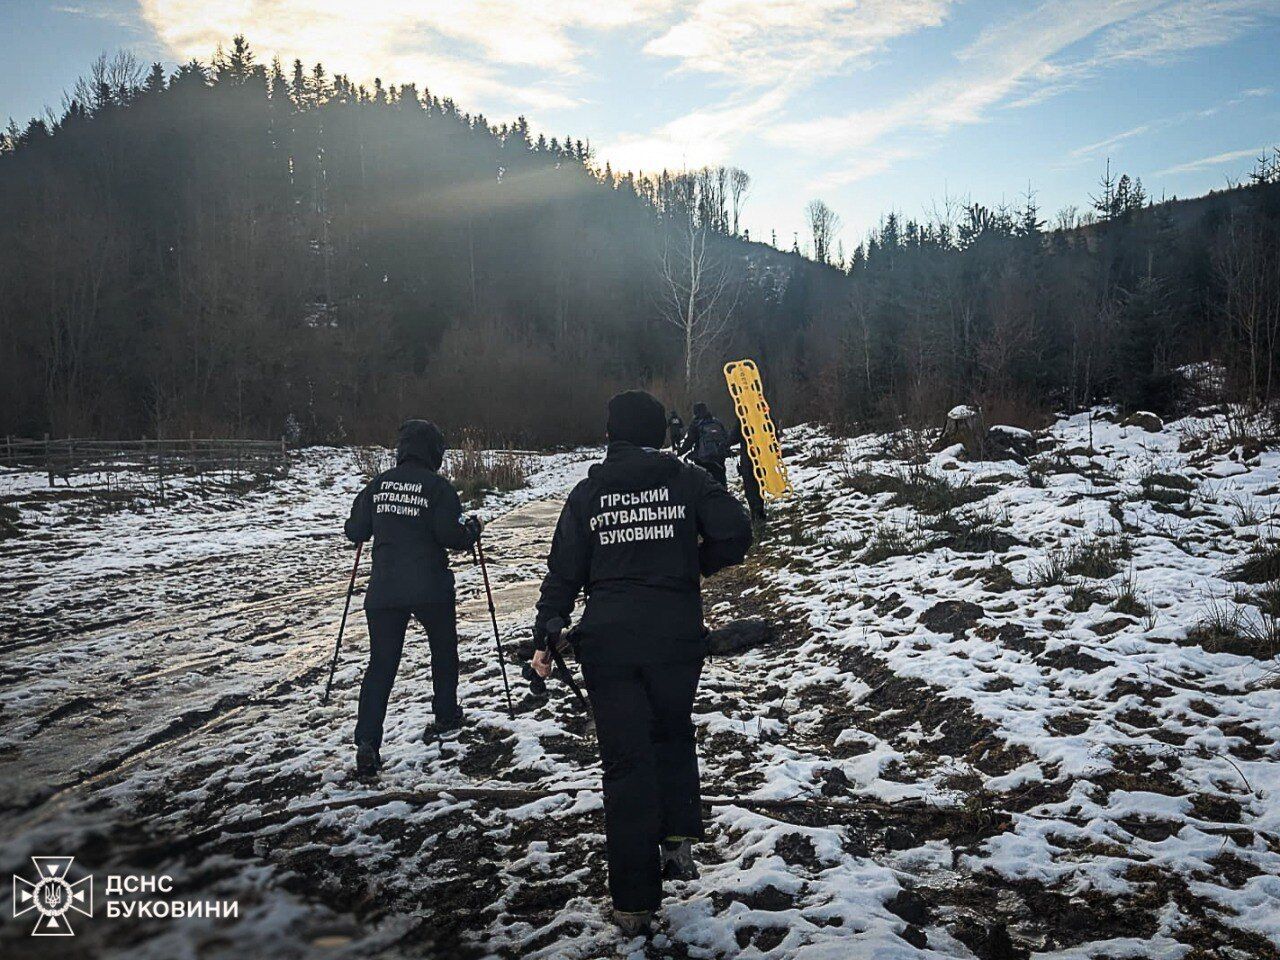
[[707, 618, 774, 655], [1121, 410, 1164, 433], [988, 424, 1037, 460]]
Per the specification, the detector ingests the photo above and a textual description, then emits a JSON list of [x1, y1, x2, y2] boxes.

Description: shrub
[[1030, 545, 1070, 587], [444, 434, 533, 505], [935, 504, 1017, 554], [834, 451, 900, 496], [352, 446, 394, 482], [1030, 533, 1132, 586]]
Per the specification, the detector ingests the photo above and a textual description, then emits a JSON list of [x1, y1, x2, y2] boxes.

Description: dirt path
[[3, 431, 1278, 959], [0, 481, 871, 960]]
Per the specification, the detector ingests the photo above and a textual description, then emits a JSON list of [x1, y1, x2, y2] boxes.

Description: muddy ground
[[1, 428, 1279, 959]]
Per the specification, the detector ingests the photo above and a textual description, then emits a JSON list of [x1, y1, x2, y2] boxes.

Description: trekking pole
[[322, 541, 363, 705], [473, 535, 516, 719], [543, 618, 591, 713]]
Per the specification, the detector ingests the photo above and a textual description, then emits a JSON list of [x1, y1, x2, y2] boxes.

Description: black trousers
[[582, 659, 703, 912], [355, 603, 459, 749], [693, 458, 727, 488], [739, 461, 766, 520]]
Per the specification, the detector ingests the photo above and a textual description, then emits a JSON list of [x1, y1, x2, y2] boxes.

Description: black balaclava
[[396, 419, 446, 470], [606, 391, 668, 448], [693, 402, 710, 419]]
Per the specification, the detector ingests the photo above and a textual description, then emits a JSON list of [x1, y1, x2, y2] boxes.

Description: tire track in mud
[[11, 663, 333, 827], [0, 551, 351, 654], [0, 497, 560, 833]]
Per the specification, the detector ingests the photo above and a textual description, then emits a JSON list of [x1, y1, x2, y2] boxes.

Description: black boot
[[660, 838, 699, 881], [611, 909, 654, 936], [355, 743, 382, 777], [423, 713, 464, 741]]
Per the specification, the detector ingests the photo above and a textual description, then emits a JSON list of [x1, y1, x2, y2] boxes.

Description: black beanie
[[606, 390, 667, 448]]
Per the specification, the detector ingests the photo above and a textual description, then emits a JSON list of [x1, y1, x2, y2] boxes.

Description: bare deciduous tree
[[71, 51, 145, 112], [806, 198, 841, 265], [657, 216, 740, 398], [1216, 209, 1280, 406], [729, 167, 751, 236]]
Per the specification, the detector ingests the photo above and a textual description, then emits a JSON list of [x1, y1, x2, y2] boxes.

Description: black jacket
[[535, 442, 752, 665], [344, 423, 477, 610], [678, 414, 729, 463], [667, 414, 685, 449]]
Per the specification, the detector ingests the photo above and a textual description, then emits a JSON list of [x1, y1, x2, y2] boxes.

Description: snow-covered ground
[[1, 412, 1278, 959]]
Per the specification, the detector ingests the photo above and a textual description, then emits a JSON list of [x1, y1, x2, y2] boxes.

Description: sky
[[2, 0, 1278, 252]]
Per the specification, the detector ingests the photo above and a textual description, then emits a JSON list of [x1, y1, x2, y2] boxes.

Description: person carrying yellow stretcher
[[723, 358, 792, 526]]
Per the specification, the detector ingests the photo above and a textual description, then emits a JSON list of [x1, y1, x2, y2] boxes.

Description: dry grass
[[1187, 596, 1280, 659], [444, 432, 534, 505], [1030, 533, 1132, 587], [352, 446, 395, 482]]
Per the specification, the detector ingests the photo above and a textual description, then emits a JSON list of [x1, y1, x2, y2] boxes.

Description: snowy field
[[1, 411, 1279, 959]]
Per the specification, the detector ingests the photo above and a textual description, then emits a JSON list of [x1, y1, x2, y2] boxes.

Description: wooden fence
[[0, 436, 290, 489]]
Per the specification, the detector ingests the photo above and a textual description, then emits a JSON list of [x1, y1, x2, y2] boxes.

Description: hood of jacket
[[396, 419, 446, 470], [589, 441, 682, 492]]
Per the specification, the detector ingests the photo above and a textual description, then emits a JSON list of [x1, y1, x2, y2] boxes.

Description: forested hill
[[2, 38, 1278, 446], [0, 40, 826, 446]]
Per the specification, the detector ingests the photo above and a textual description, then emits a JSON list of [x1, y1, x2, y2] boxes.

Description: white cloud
[[765, 0, 1278, 172], [1093, 0, 1279, 64], [1157, 145, 1269, 176], [134, 0, 674, 113], [598, 86, 795, 174], [1066, 86, 1275, 164], [767, 0, 1158, 155], [806, 146, 918, 189], [596, 0, 955, 173], [1069, 122, 1154, 160], [644, 0, 954, 86], [120, 0, 1279, 232]]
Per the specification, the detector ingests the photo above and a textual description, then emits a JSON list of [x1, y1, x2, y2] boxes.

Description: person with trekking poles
[[666, 409, 685, 451], [343, 419, 483, 777], [530, 390, 752, 935], [677, 402, 731, 487]]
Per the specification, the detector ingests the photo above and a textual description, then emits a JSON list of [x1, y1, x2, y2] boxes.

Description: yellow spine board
[[723, 359, 792, 499]]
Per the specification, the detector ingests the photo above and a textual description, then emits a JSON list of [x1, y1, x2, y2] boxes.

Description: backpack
[[694, 417, 730, 461]]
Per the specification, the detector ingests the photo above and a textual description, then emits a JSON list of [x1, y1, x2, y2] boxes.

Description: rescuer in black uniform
[[344, 420, 482, 777], [531, 390, 752, 934], [667, 410, 685, 451], [677, 402, 731, 487], [729, 421, 766, 523]]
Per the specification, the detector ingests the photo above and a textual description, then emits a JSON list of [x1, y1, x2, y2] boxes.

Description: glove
[[463, 514, 485, 539], [532, 622, 550, 652], [533, 617, 571, 652]]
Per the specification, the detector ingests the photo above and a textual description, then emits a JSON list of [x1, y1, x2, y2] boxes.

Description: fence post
[[44, 433, 52, 487], [157, 430, 167, 506]]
